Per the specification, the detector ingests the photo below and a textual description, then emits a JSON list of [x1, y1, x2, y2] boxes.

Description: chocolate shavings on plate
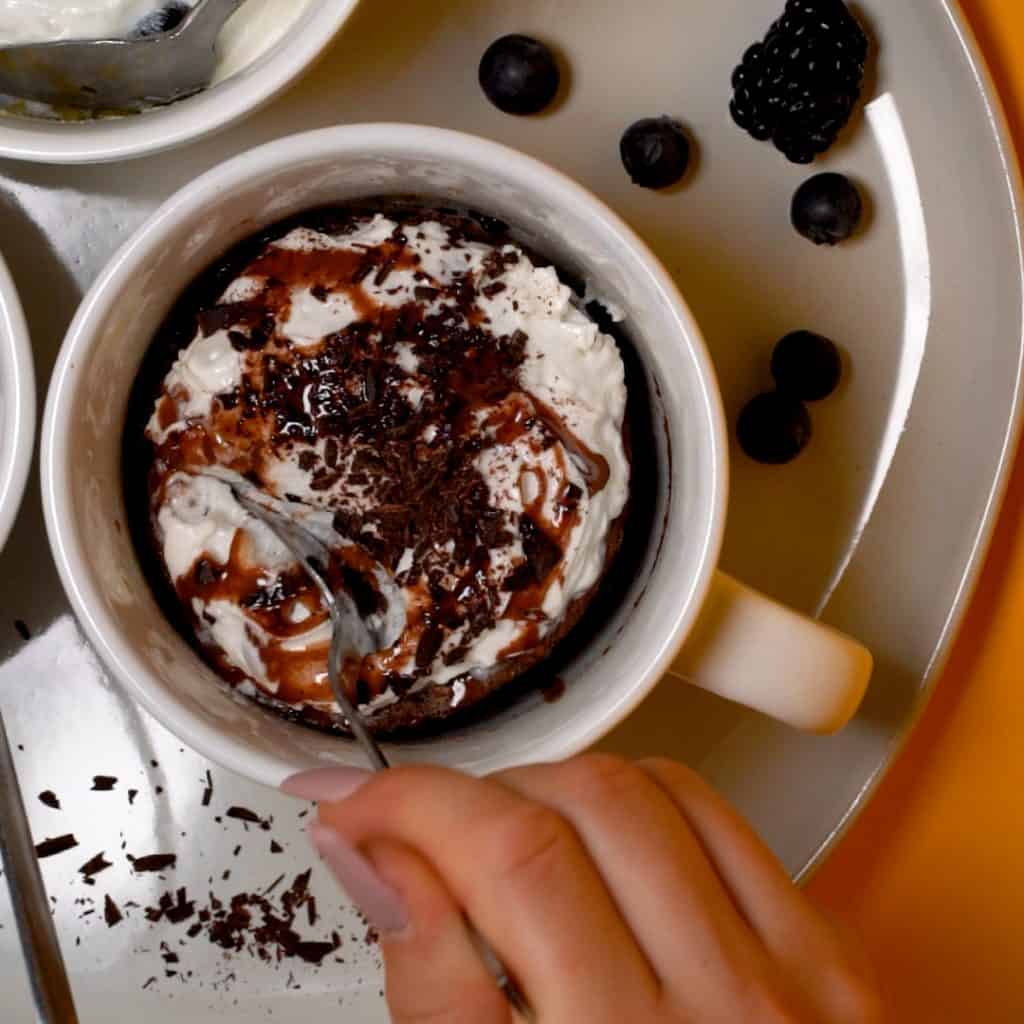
[[35, 834, 78, 859]]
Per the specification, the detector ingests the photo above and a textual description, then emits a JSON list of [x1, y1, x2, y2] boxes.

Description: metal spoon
[[215, 473, 534, 1019], [0, 0, 246, 112], [0, 709, 79, 1023], [221, 475, 400, 769]]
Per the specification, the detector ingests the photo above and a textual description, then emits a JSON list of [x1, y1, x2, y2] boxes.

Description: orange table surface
[[806, 4, 1024, 1019]]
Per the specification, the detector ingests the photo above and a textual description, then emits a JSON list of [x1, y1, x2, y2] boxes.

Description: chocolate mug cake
[[124, 204, 631, 735]]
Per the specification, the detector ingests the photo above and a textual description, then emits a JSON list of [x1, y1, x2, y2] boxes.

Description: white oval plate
[[0, 0, 1020, 1020]]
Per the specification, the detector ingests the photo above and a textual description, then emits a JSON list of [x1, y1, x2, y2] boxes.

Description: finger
[[495, 755, 774, 1010], [362, 838, 513, 1024], [317, 765, 661, 1018], [638, 759, 869, 1007]]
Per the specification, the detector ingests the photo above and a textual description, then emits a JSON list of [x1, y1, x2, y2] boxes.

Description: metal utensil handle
[[326, 615, 390, 772], [0, 711, 79, 1023], [182, 0, 248, 44]]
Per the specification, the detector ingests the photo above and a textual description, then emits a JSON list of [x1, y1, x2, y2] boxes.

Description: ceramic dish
[[0, 0, 360, 164], [0, 0, 1021, 1019], [0, 250, 33, 553]]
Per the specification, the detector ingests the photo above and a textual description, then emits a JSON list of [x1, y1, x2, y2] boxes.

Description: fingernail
[[280, 767, 372, 803], [309, 823, 409, 936]]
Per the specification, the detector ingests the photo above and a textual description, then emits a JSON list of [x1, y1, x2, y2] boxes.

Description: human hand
[[283, 755, 881, 1023]]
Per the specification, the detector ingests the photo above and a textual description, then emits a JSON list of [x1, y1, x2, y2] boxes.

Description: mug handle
[[668, 571, 873, 734]]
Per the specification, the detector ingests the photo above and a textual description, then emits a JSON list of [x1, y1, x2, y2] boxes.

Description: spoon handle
[[184, 0, 248, 43], [0, 710, 79, 1023]]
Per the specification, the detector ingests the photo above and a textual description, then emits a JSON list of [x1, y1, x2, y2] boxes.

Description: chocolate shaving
[[38, 790, 60, 810], [36, 834, 78, 859], [103, 895, 123, 928], [519, 515, 563, 583], [201, 771, 213, 807], [225, 806, 262, 825], [91, 775, 117, 792], [196, 301, 266, 337], [78, 852, 113, 882], [130, 853, 177, 874]]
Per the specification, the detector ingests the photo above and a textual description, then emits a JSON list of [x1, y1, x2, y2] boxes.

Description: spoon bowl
[[0, 0, 246, 112]]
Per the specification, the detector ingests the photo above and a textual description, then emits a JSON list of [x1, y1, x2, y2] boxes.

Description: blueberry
[[478, 34, 560, 116], [133, 2, 189, 38], [737, 392, 812, 465], [771, 331, 842, 401], [791, 173, 863, 246], [620, 117, 691, 189]]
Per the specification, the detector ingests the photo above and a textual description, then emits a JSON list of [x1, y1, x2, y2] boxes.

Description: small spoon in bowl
[[0, 0, 246, 112]]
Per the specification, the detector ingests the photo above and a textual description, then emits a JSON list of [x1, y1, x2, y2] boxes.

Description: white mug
[[42, 125, 872, 787]]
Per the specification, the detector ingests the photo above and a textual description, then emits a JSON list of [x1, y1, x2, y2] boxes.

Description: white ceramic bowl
[[0, 0, 360, 164], [42, 124, 726, 784], [0, 251, 34, 553]]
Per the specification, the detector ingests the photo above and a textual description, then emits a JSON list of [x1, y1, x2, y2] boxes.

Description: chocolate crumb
[[79, 852, 113, 882], [128, 789, 138, 805], [165, 889, 195, 924], [38, 790, 60, 810], [270, 840, 283, 854], [130, 853, 177, 874], [142, 977, 157, 990], [104, 895, 123, 928], [35, 834, 78, 859], [91, 775, 118, 792], [225, 806, 262, 825], [201, 771, 213, 807]]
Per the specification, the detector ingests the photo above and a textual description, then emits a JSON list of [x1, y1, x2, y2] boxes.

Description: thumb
[[309, 823, 512, 1024]]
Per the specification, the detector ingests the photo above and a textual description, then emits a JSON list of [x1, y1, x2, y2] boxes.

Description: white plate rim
[[796, 0, 1024, 881], [0, 250, 34, 555]]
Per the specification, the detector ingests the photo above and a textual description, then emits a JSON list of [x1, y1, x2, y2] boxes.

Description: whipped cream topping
[[143, 211, 629, 724]]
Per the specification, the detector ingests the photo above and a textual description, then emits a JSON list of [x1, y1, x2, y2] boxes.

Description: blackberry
[[730, 0, 868, 164]]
